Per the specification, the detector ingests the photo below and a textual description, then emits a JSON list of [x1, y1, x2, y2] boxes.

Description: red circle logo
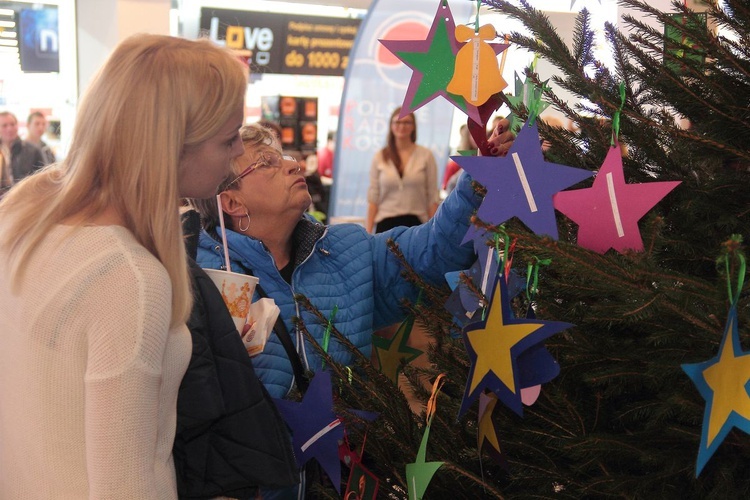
[[377, 21, 429, 66]]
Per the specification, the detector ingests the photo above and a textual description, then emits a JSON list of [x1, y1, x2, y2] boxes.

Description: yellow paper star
[[683, 307, 750, 475], [478, 393, 502, 454], [373, 316, 422, 384], [460, 275, 572, 418], [702, 316, 750, 446], [465, 280, 542, 395]]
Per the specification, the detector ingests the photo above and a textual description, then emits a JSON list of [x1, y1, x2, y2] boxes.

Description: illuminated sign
[[200, 8, 360, 77]]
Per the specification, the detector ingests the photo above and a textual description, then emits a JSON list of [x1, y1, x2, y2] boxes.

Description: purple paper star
[[457, 122, 594, 246], [275, 371, 376, 493], [379, 2, 507, 125], [553, 144, 681, 254]]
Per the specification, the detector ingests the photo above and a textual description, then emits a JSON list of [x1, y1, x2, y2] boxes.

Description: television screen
[[18, 7, 59, 73]]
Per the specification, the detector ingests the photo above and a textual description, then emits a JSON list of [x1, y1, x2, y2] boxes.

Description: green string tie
[[526, 79, 549, 127], [321, 305, 338, 369], [475, 0, 481, 32], [493, 227, 510, 268], [525, 257, 552, 302], [719, 235, 746, 306], [611, 81, 626, 147]]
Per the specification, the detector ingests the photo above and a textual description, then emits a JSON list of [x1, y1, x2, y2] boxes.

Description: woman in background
[[443, 123, 479, 195], [0, 34, 246, 498], [366, 107, 439, 234]]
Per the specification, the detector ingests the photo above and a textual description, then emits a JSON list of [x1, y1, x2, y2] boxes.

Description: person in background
[[0, 34, 246, 499], [317, 130, 335, 180], [366, 107, 439, 234], [443, 123, 478, 194], [25, 111, 56, 165], [0, 111, 44, 185], [0, 147, 10, 195], [488, 114, 504, 138]]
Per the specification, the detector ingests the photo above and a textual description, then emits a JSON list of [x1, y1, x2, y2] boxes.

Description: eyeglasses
[[228, 152, 300, 186]]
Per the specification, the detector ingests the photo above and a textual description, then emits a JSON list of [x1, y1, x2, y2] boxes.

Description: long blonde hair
[[0, 34, 247, 326]]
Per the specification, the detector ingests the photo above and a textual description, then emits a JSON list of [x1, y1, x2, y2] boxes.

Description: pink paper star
[[553, 144, 680, 254]]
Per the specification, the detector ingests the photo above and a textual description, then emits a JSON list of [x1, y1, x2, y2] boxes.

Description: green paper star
[[406, 421, 443, 500], [373, 315, 423, 383], [394, 17, 468, 112], [506, 71, 551, 130]]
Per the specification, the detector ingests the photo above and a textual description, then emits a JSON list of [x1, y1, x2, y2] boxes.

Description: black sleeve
[[174, 260, 298, 499]]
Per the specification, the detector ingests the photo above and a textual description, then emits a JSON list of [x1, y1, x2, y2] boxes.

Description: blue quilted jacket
[[196, 172, 481, 399]]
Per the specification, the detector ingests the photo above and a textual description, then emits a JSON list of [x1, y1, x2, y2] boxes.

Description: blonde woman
[[366, 107, 439, 233], [0, 34, 246, 498]]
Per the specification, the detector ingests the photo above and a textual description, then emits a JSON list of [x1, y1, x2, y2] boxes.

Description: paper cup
[[204, 269, 259, 332]]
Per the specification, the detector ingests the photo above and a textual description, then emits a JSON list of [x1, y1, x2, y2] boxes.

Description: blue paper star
[[516, 307, 560, 388], [456, 121, 593, 246], [682, 307, 750, 476], [275, 371, 377, 492], [459, 272, 573, 417]]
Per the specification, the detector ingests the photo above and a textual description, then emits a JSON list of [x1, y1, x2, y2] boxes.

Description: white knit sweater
[[0, 224, 191, 499]]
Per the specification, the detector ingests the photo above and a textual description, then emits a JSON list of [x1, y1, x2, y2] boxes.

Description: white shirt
[[0, 224, 191, 499], [367, 145, 439, 224]]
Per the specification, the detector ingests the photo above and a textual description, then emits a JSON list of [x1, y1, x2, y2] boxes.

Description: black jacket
[[173, 212, 298, 499]]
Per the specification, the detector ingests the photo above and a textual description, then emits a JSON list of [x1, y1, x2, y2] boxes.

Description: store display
[[261, 95, 319, 155]]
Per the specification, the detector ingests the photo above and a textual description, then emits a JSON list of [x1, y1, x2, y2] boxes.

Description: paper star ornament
[[460, 272, 573, 416], [682, 307, 750, 476], [506, 72, 551, 132], [457, 121, 593, 246], [553, 143, 680, 254], [516, 307, 561, 390], [379, 1, 508, 125], [478, 392, 506, 464], [373, 314, 423, 383], [275, 371, 376, 492]]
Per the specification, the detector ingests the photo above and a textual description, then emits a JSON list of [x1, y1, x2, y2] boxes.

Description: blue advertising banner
[[330, 0, 474, 219]]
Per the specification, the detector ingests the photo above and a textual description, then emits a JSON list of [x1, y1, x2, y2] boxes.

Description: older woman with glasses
[[189, 119, 514, 400]]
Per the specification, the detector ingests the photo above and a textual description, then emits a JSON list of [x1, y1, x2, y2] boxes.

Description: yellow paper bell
[[447, 24, 507, 106]]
